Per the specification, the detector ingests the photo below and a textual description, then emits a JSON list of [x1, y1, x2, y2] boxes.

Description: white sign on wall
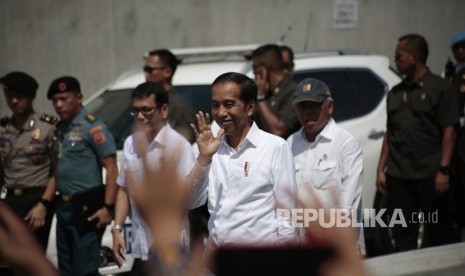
[[333, 0, 358, 29]]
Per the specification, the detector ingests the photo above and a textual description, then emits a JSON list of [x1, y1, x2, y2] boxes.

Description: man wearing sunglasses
[[143, 49, 197, 143]]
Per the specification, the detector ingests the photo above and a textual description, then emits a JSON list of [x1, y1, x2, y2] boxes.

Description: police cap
[[0, 71, 39, 98]]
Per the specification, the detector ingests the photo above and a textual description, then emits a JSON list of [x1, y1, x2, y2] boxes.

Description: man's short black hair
[[212, 72, 257, 104], [132, 82, 169, 107], [148, 49, 179, 75], [251, 44, 285, 71], [399, 34, 429, 63]]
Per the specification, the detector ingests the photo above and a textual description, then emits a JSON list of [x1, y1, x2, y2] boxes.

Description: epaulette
[[0, 117, 11, 127], [40, 114, 59, 125], [85, 114, 96, 123]]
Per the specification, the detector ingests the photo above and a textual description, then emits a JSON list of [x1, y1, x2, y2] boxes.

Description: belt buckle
[[13, 188, 23, 196], [61, 194, 71, 202]]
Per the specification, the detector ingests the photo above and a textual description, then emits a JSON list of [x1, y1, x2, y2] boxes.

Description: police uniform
[[0, 113, 57, 250], [54, 107, 116, 276], [255, 75, 300, 138], [385, 70, 460, 250]]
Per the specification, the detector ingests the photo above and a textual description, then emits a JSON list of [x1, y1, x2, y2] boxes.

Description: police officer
[[0, 72, 57, 251], [48, 76, 118, 276]]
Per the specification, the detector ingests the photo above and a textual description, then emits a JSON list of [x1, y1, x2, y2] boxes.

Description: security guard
[[0, 72, 57, 251], [48, 76, 118, 276]]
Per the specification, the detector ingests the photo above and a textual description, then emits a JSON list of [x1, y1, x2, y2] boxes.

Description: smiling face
[[296, 99, 333, 142], [132, 94, 168, 140], [211, 81, 255, 145]]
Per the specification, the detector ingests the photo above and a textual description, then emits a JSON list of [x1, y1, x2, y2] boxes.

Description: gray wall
[[1, 0, 464, 117]]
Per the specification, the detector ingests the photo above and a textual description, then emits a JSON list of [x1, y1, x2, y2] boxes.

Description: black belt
[[6, 186, 45, 197]]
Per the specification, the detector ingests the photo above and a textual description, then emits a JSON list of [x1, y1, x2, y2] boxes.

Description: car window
[[85, 85, 212, 149], [176, 85, 212, 114], [293, 68, 387, 122]]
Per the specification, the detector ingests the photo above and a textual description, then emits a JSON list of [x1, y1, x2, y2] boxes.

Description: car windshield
[[85, 85, 212, 149]]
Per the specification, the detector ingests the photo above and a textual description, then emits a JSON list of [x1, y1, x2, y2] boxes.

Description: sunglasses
[[129, 106, 159, 117], [143, 65, 166, 74]]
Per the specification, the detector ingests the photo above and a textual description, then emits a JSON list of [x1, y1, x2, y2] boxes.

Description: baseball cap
[[0, 71, 39, 98], [451, 31, 465, 48], [47, 76, 81, 99], [292, 78, 332, 105]]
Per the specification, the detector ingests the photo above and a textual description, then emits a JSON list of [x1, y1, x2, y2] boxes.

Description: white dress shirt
[[117, 123, 196, 260], [190, 122, 297, 249], [287, 118, 364, 252]]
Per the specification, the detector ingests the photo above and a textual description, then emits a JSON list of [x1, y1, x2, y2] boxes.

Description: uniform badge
[[274, 87, 280, 95], [421, 93, 426, 100], [93, 132, 106, 144], [89, 125, 103, 136], [58, 82, 67, 91], [31, 128, 41, 140], [28, 118, 36, 129], [244, 161, 249, 177], [304, 84, 312, 91]]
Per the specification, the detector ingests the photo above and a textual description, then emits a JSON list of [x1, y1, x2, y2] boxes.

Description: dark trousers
[[2, 189, 55, 251], [386, 175, 457, 252], [56, 201, 104, 276]]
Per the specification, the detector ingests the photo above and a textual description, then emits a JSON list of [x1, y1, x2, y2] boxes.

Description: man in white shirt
[[190, 72, 297, 256], [111, 82, 199, 275], [286, 78, 364, 252]]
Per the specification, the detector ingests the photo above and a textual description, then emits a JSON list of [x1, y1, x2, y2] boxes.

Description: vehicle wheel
[[99, 246, 114, 267]]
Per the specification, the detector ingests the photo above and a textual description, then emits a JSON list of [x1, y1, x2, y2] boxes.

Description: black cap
[[47, 76, 81, 99], [292, 78, 332, 105], [0, 71, 39, 98]]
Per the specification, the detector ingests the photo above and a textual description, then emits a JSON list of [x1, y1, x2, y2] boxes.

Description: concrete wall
[[1, 0, 464, 117]]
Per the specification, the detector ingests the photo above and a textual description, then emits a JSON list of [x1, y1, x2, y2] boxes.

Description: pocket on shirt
[[410, 93, 433, 112], [66, 141, 86, 152], [312, 161, 338, 189]]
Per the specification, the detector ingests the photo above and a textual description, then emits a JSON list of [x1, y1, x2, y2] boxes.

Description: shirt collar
[[70, 107, 87, 126], [221, 121, 260, 152], [151, 122, 170, 149], [299, 118, 335, 143]]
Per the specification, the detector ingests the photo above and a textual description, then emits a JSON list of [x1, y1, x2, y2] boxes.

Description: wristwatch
[[111, 224, 122, 232], [39, 198, 51, 208], [104, 203, 115, 213], [439, 165, 450, 175], [256, 93, 267, 101]]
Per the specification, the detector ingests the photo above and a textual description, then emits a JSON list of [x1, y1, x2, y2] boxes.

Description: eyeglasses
[[129, 106, 159, 117], [143, 65, 166, 74]]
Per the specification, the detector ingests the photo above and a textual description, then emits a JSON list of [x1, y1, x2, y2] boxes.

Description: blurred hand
[[376, 170, 386, 194], [127, 134, 206, 275], [0, 203, 59, 276], [254, 65, 270, 96], [287, 185, 366, 276], [111, 231, 126, 268], [25, 203, 46, 230], [88, 207, 112, 229], [435, 172, 449, 194]]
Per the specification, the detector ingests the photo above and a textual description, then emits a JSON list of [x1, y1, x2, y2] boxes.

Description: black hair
[[148, 49, 179, 75], [398, 34, 429, 63], [132, 82, 169, 107], [212, 72, 257, 103], [251, 44, 285, 71]]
